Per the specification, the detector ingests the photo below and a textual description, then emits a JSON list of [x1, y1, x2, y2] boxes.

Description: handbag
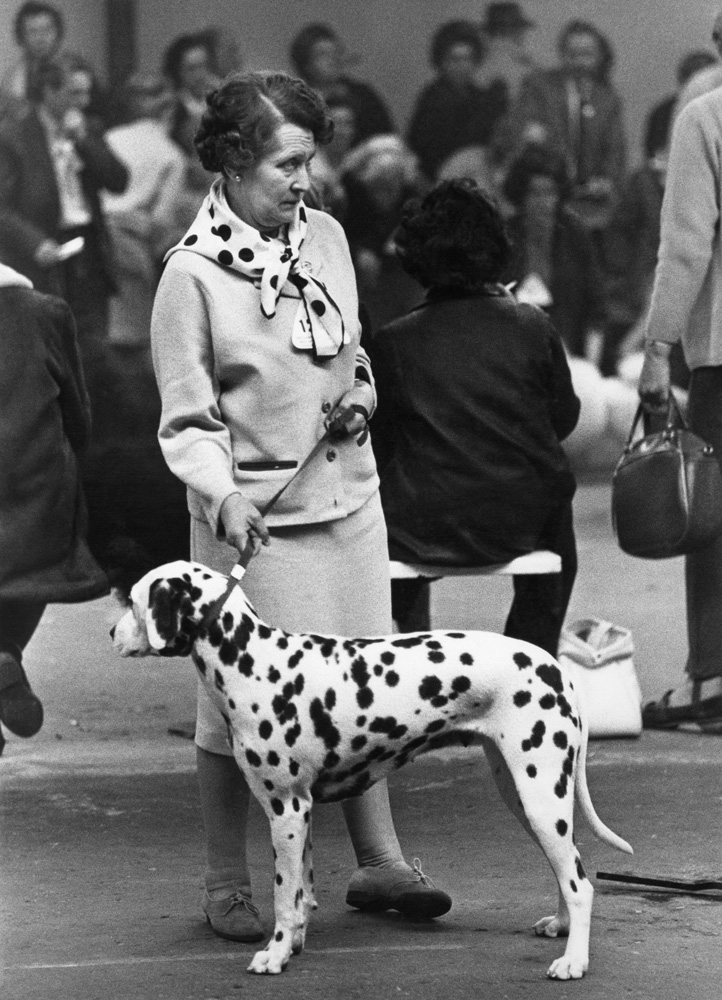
[[611, 395, 722, 559], [557, 618, 642, 738]]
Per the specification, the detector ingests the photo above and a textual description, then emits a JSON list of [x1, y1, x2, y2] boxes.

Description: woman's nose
[[292, 165, 310, 191]]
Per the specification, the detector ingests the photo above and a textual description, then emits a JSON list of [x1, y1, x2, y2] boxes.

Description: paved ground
[[2, 483, 721, 999]]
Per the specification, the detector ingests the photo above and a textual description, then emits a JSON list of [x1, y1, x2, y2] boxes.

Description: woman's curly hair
[[194, 71, 334, 175], [395, 179, 510, 292]]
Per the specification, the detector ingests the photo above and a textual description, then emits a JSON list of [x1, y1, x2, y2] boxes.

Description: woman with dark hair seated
[[368, 179, 580, 651]]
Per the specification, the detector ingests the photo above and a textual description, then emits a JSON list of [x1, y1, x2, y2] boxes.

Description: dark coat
[[368, 290, 579, 566], [0, 107, 127, 296], [0, 283, 109, 602], [504, 208, 607, 356], [407, 76, 507, 180]]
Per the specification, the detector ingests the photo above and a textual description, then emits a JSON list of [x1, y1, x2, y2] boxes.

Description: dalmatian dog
[[112, 560, 632, 980]]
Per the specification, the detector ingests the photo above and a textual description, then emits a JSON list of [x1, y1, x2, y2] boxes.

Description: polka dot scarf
[[166, 179, 348, 359]]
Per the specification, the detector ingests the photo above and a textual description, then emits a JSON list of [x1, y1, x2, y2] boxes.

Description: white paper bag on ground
[[558, 617, 642, 738]]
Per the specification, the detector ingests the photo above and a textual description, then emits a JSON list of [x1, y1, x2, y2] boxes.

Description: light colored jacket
[[151, 207, 379, 535], [645, 87, 722, 368]]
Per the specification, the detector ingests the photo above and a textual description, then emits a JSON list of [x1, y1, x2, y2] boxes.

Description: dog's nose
[[109, 625, 116, 640]]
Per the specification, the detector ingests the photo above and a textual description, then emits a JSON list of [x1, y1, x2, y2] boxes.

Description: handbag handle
[[624, 394, 692, 453]]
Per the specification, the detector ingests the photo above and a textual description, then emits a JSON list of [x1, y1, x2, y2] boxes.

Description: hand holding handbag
[[611, 395, 722, 559]]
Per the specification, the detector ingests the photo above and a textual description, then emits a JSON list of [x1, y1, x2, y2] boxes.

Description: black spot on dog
[[294, 888, 304, 907], [426, 640, 442, 650], [310, 697, 341, 749], [303, 640, 313, 650], [447, 632, 465, 638], [267, 750, 279, 766], [425, 719, 445, 734], [527, 764, 537, 777], [193, 654, 207, 676], [238, 652, 254, 677], [275, 930, 284, 941], [294, 673, 305, 695], [369, 716, 408, 739], [259, 720, 273, 740], [289, 759, 300, 776], [234, 615, 255, 650], [351, 734, 367, 751], [258, 624, 272, 640], [381, 651, 395, 666], [431, 695, 448, 707], [557, 693, 577, 725], [539, 693, 556, 710], [452, 675, 471, 693], [576, 858, 587, 881], [218, 640, 237, 666], [556, 819, 568, 837], [325, 688, 336, 710], [350, 656, 370, 688], [356, 715, 367, 727], [222, 611, 234, 632], [275, 874, 283, 885], [391, 636, 424, 648], [264, 779, 274, 791], [246, 749, 261, 767], [277, 636, 289, 649], [570, 879, 578, 893], [271, 798, 284, 816], [228, 698, 236, 710], [320, 639, 337, 657], [292, 797, 300, 812], [356, 688, 374, 709], [460, 653, 474, 666], [536, 663, 564, 693], [514, 690, 532, 707], [373, 664, 383, 676], [385, 671, 400, 687], [272, 693, 297, 725], [554, 730, 568, 749], [514, 652, 532, 669], [268, 666, 281, 683], [251, 703, 258, 713], [522, 720, 546, 751], [428, 650, 445, 664], [288, 649, 304, 669], [419, 676, 443, 700], [214, 668, 225, 692], [324, 750, 339, 768], [285, 723, 301, 746]]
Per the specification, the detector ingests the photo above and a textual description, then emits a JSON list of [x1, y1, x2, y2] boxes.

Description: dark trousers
[[391, 500, 577, 657], [685, 367, 722, 680], [0, 600, 46, 659]]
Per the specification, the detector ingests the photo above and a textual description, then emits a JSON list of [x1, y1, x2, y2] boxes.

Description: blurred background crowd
[[0, 1, 717, 584]]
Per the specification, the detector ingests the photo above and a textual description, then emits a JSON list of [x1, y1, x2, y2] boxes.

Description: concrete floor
[[1, 483, 721, 999]]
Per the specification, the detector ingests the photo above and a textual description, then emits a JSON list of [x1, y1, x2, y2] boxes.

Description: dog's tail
[[574, 692, 634, 856]]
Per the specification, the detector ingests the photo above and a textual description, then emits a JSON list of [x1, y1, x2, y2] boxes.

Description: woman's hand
[[219, 493, 270, 558], [638, 341, 672, 415], [325, 381, 374, 439]]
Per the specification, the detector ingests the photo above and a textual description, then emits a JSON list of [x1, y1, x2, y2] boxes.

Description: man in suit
[[0, 54, 128, 434]]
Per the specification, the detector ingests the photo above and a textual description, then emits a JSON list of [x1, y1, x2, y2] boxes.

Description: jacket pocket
[[236, 460, 299, 471]]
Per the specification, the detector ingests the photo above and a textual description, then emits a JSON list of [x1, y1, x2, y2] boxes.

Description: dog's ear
[[145, 578, 180, 651]]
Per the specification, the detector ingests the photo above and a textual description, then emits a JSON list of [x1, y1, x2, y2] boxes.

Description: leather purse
[[611, 396, 722, 559]]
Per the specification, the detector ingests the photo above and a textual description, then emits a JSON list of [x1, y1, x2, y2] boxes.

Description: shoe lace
[[411, 857, 436, 888], [227, 890, 260, 916]]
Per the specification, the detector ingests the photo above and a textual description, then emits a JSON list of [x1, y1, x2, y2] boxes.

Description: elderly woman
[[151, 71, 450, 943], [368, 179, 580, 650]]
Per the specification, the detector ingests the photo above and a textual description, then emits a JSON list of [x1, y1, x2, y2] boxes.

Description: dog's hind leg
[[247, 799, 312, 975]]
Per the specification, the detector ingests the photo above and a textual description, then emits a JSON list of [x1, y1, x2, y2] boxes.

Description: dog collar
[[200, 562, 246, 631]]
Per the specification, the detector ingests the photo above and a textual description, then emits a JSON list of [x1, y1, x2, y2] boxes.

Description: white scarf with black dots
[[165, 179, 348, 358]]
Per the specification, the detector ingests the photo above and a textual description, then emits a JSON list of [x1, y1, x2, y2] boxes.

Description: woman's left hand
[[326, 382, 373, 440]]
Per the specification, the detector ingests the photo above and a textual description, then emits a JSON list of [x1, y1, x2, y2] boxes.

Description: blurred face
[[439, 42, 478, 87], [20, 12, 60, 59], [305, 38, 341, 86], [327, 104, 356, 160], [561, 31, 602, 78], [179, 45, 211, 98], [228, 122, 316, 233], [43, 69, 92, 121]]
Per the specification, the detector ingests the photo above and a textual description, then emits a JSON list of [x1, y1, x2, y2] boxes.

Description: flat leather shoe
[[346, 859, 452, 919], [642, 689, 722, 729], [0, 652, 43, 738], [202, 888, 265, 942]]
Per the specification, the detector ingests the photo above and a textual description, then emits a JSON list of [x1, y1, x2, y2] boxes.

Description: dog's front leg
[[247, 803, 311, 975]]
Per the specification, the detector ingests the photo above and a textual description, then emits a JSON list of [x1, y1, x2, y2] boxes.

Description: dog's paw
[[291, 927, 306, 955], [247, 948, 287, 975], [533, 914, 569, 939], [546, 954, 588, 980]]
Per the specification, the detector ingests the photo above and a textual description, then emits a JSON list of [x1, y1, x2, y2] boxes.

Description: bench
[[389, 550, 562, 579]]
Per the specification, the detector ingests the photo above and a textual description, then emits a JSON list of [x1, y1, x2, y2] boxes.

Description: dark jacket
[[368, 290, 579, 566], [504, 207, 607, 356], [407, 76, 507, 180], [0, 106, 127, 296], [0, 279, 109, 601]]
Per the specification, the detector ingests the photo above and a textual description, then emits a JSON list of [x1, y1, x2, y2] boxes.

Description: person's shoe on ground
[[202, 886, 265, 942], [0, 650, 43, 738], [642, 676, 722, 729], [346, 858, 452, 919]]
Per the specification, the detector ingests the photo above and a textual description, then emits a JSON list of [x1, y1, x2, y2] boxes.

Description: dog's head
[[112, 561, 214, 658]]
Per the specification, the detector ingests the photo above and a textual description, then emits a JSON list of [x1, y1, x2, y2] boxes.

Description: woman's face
[[21, 13, 60, 60], [305, 39, 342, 87], [561, 31, 601, 78], [229, 122, 316, 233], [179, 45, 211, 98]]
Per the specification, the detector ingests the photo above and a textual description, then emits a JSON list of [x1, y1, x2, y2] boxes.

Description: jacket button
[[322, 401, 331, 413], [327, 449, 337, 462]]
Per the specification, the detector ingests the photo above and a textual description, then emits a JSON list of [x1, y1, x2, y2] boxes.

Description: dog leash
[[199, 428, 336, 630], [597, 871, 722, 893]]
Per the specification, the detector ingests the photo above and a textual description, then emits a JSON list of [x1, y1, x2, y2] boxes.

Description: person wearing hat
[[477, 2, 537, 106]]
